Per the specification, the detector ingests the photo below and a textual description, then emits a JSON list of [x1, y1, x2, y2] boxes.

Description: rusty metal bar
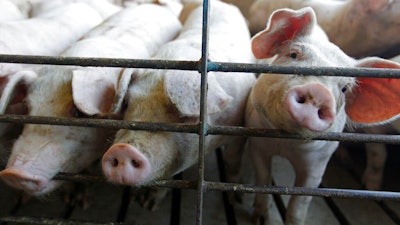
[[0, 114, 399, 144], [196, 0, 211, 225], [52, 172, 400, 202], [0, 54, 199, 71], [0, 54, 400, 78], [54, 173, 400, 201], [204, 181, 400, 201], [53, 173, 196, 189]]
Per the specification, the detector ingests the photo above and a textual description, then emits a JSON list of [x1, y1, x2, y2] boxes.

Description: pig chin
[[0, 166, 60, 195]]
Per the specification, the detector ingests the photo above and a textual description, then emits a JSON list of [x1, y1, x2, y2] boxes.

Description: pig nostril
[[318, 108, 331, 120], [112, 158, 119, 167], [318, 109, 324, 119], [131, 160, 140, 168], [296, 96, 306, 104]]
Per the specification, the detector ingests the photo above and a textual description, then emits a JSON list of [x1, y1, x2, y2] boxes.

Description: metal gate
[[1, 0, 400, 224]]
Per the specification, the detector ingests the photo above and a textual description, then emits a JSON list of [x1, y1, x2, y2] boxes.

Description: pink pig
[[101, 0, 255, 193], [0, 4, 182, 195], [248, 0, 400, 58], [0, 3, 103, 153], [244, 7, 400, 225]]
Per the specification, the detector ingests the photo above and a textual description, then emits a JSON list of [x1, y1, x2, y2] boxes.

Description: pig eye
[[290, 52, 297, 59], [70, 105, 87, 118], [121, 99, 128, 112], [341, 85, 348, 93]]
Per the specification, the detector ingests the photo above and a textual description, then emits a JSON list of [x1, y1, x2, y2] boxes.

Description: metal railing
[[1, 0, 400, 224]]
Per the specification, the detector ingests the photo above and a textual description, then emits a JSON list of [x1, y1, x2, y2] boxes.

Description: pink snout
[[0, 167, 49, 194], [284, 82, 336, 132], [102, 143, 151, 185]]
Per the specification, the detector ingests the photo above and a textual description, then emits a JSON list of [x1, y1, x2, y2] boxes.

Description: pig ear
[[72, 68, 134, 116], [110, 68, 136, 114], [0, 70, 37, 114], [164, 71, 233, 117], [251, 7, 316, 59], [345, 57, 400, 125]]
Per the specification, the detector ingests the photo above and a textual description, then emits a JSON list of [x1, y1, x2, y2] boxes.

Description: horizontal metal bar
[[0, 54, 400, 78], [0, 54, 198, 71], [0, 114, 399, 144], [53, 173, 400, 201], [205, 181, 400, 201], [0, 216, 124, 225], [54, 173, 196, 189], [209, 62, 400, 78], [0, 114, 198, 133]]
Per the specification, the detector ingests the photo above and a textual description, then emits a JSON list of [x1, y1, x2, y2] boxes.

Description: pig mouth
[[0, 167, 54, 195]]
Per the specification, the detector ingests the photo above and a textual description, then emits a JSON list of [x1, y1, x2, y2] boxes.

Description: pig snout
[[102, 143, 151, 185], [0, 167, 49, 194], [284, 82, 336, 132]]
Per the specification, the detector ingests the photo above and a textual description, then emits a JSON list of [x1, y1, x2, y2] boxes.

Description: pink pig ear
[[345, 57, 400, 125], [251, 7, 316, 59], [72, 68, 134, 116], [164, 71, 233, 117], [0, 70, 37, 114]]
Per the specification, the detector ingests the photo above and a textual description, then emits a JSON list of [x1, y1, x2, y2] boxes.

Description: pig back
[[0, 3, 103, 56], [66, 4, 182, 59]]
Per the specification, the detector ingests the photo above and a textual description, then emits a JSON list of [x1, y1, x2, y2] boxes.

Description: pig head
[[101, 0, 256, 187], [245, 7, 400, 225], [0, 66, 130, 195], [0, 3, 182, 195], [248, 0, 400, 58]]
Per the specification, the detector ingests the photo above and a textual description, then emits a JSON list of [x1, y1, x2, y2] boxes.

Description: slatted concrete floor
[[1, 142, 400, 225]]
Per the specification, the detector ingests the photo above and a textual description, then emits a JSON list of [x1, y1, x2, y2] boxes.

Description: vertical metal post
[[196, 0, 210, 225]]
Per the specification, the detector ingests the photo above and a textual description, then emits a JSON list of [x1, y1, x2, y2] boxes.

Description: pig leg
[[222, 137, 247, 203], [363, 143, 386, 191], [360, 125, 389, 191], [285, 155, 332, 225], [248, 138, 274, 225], [222, 137, 247, 184]]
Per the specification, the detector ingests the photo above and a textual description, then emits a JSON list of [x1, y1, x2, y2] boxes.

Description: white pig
[[101, 0, 256, 208], [0, 4, 182, 196], [30, 0, 122, 19], [0, 0, 31, 22], [244, 7, 400, 225], [0, 2, 103, 76], [0, 2, 104, 152], [248, 0, 400, 58]]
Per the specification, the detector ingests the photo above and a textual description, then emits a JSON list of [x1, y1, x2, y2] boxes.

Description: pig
[[0, 2, 103, 76], [243, 7, 400, 225], [248, 0, 400, 58], [30, 0, 122, 19], [343, 55, 400, 191], [0, 3, 182, 196], [0, 2, 104, 153], [113, 0, 183, 16], [101, 0, 256, 209], [0, 0, 31, 22], [0, 2, 103, 161]]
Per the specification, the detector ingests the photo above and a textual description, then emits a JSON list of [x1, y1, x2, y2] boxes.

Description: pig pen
[[1, 2, 400, 225]]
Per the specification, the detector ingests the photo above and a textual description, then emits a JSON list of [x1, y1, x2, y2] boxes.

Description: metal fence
[[1, 0, 400, 224]]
